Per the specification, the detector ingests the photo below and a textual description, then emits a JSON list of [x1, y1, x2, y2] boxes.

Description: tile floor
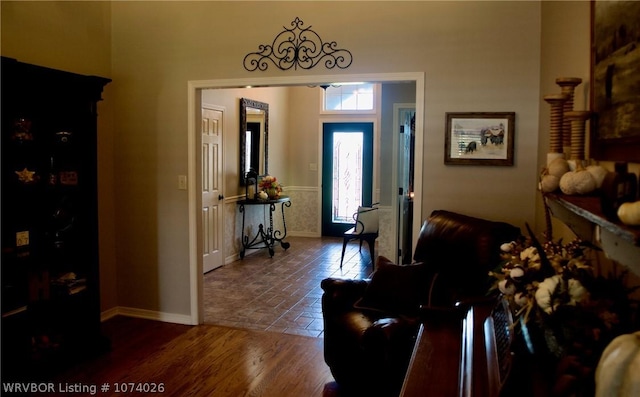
[[203, 236, 374, 338]]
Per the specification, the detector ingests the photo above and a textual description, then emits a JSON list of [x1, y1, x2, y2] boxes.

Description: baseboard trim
[[101, 306, 194, 325]]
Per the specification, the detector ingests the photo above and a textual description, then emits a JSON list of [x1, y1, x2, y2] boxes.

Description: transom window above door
[[321, 83, 376, 113]]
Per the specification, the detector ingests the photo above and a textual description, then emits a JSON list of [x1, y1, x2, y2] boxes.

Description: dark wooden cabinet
[[1, 57, 111, 380]]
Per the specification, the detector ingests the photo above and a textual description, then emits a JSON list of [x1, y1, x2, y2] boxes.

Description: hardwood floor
[[47, 236, 375, 396], [52, 316, 341, 397]]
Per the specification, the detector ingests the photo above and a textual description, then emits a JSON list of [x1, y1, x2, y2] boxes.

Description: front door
[[321, 122, 374, 237], [202, 106, 224, 273]]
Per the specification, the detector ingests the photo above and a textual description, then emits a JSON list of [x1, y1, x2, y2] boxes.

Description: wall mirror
[[240, 97, 268, 185]]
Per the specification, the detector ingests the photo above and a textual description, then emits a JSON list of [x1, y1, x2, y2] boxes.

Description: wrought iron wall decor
[[243, 17, 353, 72]]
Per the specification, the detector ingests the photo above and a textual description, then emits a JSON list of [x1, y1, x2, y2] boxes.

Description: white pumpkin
[[617, 201, 640, 226], [595, 331, 640, 397], [540, 174, 560, 193], [548, 157, 570, 178], [559, 169, 597, 195], [586, 165, 608, 189]]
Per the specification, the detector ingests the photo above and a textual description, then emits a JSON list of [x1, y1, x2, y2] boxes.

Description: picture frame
[[590, 0, 640, 162], [444, 112, 515, 166]]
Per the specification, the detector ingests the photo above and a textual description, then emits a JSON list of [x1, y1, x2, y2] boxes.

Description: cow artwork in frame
[[444, 112, 515, 166]]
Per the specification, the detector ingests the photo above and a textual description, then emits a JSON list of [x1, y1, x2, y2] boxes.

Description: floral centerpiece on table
[[259, 175, 283, 199], [489, 226, 638, 395]]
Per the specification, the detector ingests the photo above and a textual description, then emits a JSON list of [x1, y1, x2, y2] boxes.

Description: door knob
[[218, 194, 224, 200]]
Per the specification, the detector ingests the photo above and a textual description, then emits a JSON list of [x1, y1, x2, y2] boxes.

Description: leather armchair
[[321, 210, 521, 396]]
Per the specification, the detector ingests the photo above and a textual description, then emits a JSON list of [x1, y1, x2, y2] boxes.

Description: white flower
[[498, 279, 516, 295], [514, 292, 529, 307], [501, 242, 516, 253], [534, 277, 589, 313], [520, 246, 540, 263], [568, 278, 589, 305], [510, 266, 525, 280], [535, 275, 562, 314]]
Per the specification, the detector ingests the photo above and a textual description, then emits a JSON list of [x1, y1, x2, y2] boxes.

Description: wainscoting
[[224, 186, 394, 263]]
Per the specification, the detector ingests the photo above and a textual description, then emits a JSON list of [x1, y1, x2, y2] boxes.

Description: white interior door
[[202, 106, 224, 273], [392, 104, 416, 264]]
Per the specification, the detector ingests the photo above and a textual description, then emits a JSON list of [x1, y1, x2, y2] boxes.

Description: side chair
[[339, 204, 379, 269]]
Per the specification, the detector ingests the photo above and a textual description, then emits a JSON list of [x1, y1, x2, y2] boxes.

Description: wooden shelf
[[545, 193, 640, 246], [544, 193, 640, 275]]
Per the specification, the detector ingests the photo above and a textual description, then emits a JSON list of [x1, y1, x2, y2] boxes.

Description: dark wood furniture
[[400, 299, 515, 397], [237, 196, 291, 258], [1, 57, 110, 380]]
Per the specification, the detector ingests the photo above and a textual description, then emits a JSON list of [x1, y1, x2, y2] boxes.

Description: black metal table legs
[[239, 199, 291, 258]]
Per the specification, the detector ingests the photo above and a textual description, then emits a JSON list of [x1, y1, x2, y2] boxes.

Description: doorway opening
[[188, 73, 425, 324]]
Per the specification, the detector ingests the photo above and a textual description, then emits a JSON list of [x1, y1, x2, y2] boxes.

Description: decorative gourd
[[595, 331, 640, 397], [617, 200, 640, 226], [587, 165, 608, 189], [547, 157, 570, 178], [540, 173, 560, 193], [559, 166, 597, 195], [540, 157, 570, 193]]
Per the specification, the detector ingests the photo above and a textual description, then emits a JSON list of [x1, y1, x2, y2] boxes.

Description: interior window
[[322, 83, 375, 113]]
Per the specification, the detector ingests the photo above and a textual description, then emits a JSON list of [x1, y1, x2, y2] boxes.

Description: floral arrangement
[[258, 175, 282, 199], [489, 227, 638, 395], [491, 235, 591, 326]]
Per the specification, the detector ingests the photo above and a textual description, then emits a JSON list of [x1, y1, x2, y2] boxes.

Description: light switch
[[178, 175, 187, 190]]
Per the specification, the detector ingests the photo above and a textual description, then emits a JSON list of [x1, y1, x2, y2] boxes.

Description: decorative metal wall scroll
[[243, 17, 353, 72]]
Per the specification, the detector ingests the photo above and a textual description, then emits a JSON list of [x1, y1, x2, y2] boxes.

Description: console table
[[238, 196, 291, 258]]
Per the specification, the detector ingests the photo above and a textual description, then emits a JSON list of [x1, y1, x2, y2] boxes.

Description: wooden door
[[202, 106, 224, 273]]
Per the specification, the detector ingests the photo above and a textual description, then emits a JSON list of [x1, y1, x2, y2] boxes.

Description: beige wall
[[1, 1, 111, 77], [6, 1, 627, 321], [201, 87, 290, 195], [110, 0, 533, 317], [538, 1, 592, 241]]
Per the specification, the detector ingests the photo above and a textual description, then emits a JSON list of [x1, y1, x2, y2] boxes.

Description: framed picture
[[590, 0, 640, 162], [444, 112, 515, 166]]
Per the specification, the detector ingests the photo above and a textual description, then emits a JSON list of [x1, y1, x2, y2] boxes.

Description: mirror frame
[[240, 97, 269, 185]]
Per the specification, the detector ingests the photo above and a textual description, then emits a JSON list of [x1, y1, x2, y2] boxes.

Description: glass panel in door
[[322, 122, 373, 237]]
